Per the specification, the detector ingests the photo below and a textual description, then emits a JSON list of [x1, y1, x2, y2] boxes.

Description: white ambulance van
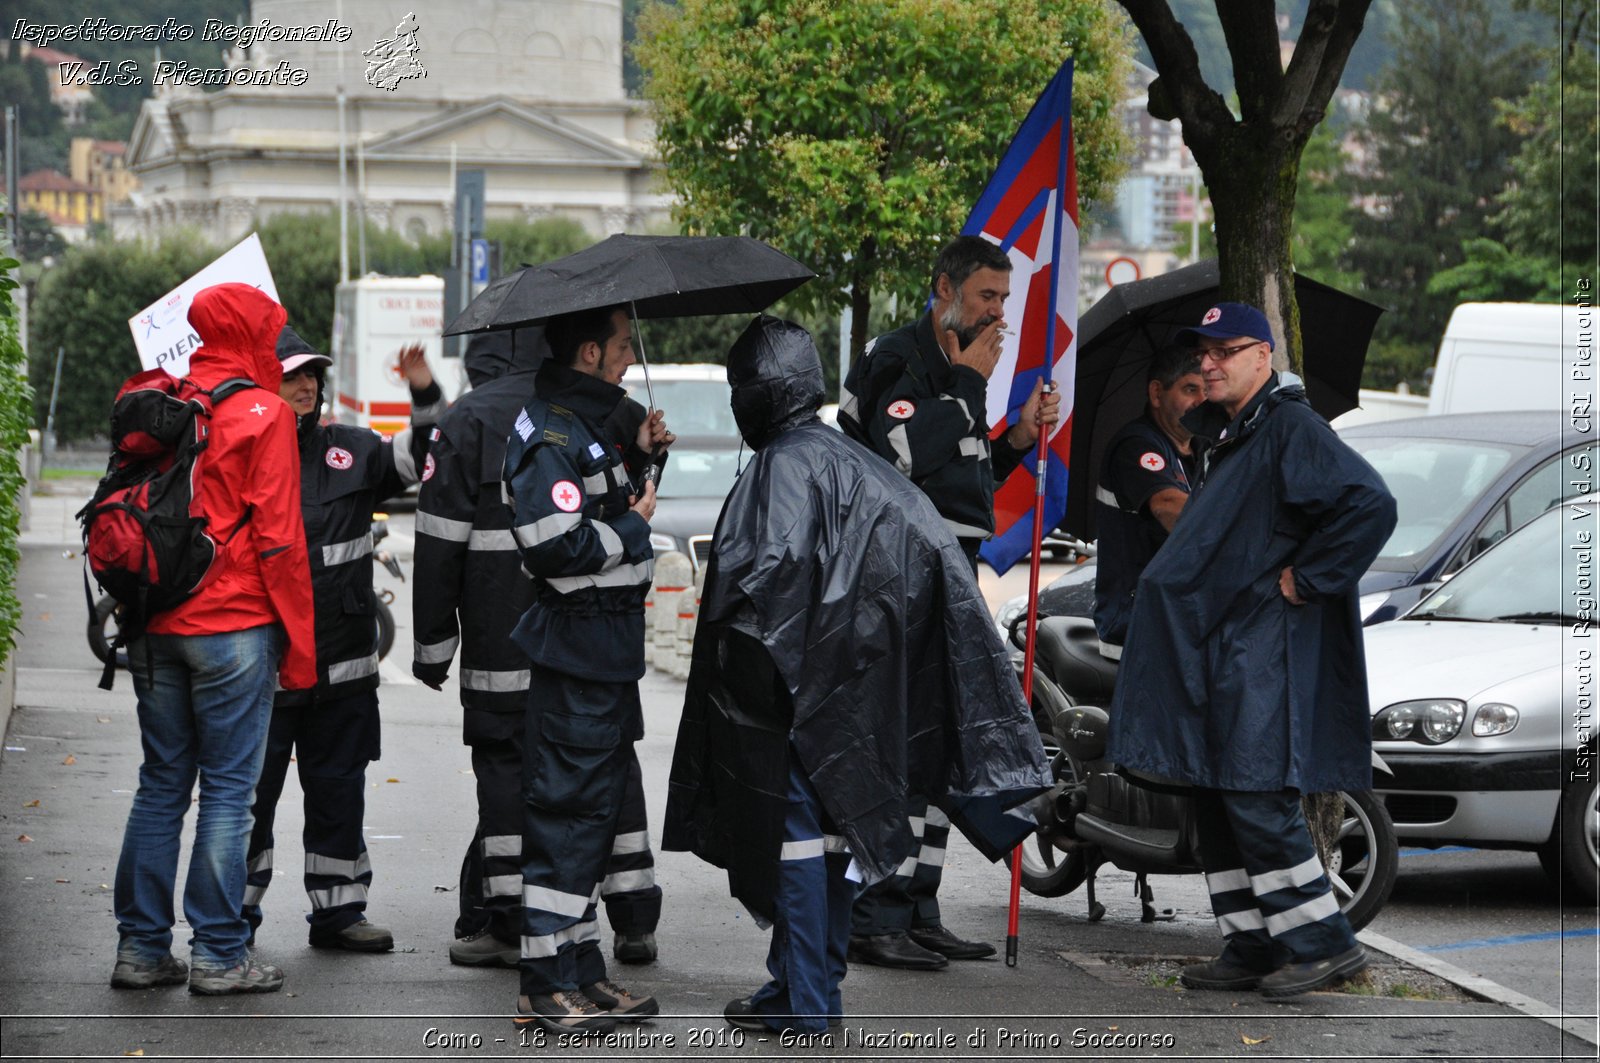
[[331, 276, 465, 437]]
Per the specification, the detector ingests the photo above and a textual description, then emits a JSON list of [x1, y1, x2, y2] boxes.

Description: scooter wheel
[[87, 596, 130, 671], [373, 598, 396, 662], [1004, 837, 1088, 898]]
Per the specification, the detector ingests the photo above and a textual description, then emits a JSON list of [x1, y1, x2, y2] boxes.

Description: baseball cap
[[276, 325, 334, 373], [1175, 301, 1275, 351]]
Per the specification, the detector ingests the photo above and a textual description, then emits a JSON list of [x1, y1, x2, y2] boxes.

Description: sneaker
[[613, 931, 657, 965], [582, 978, 659, 1020], [110, 954, 189, 990], [449, 929, 520, 968], [514, 991, 618, 1035], [188, 960, 286, 996], [309, 920, 394, 952]]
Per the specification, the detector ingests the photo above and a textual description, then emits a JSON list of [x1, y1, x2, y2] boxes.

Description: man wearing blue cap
[[1105, 302, 1397, 1000]]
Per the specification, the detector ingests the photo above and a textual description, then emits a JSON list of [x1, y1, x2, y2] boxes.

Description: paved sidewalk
[[2, 486, 1594, 1060]]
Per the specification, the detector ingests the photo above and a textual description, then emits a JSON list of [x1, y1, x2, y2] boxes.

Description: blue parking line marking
[[1420, 926, 1600, 952], [1399, 846, 1477, 857]]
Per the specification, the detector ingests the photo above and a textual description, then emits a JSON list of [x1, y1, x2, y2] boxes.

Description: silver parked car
[[1363, 494, 1596, 895]]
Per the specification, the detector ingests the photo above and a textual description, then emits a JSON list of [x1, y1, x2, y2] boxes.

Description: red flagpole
[[1006, 399, 1052, 967], [1004, 59, 1075, 969]]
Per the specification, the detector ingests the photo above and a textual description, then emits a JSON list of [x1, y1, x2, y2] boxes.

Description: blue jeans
[[114, 625, 280, 969]]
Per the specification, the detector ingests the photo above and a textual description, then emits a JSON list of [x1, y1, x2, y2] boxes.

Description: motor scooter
[[1006, 608, 1399, 931], [88, 515, 403, 670]]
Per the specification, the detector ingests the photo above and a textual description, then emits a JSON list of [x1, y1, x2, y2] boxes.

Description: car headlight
[[649, 532, 679, 554], [1471, 702, 1520, 737], [1372, 699, 1466, 744], [994, 595, 1026, 644]]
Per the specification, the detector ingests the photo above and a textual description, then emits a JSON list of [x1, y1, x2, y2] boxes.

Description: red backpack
[[78, 369, 257, 688]]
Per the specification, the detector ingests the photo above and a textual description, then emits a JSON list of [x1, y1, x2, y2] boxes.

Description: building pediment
[[126, 99, 181, 171], [363, 97, 643, 167]]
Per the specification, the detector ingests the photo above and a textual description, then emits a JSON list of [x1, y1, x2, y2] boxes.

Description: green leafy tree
[[0, 39, 70, 173], [16, 211, 67, 264], [1289, 125, 1361, 292], [486, 217, 591, 272], [1427, 237, 1563, 305], [27, 237, 216, 444], [1343, 0, 1533, 352], [1436, 0, 1597, 305], [1119, 0, 1375, 372], [0, 243, 30, 667], [636, 0, 1133, 357]]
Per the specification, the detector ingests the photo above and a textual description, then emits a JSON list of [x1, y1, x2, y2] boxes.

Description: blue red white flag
[[970, 60, 1078, 576]]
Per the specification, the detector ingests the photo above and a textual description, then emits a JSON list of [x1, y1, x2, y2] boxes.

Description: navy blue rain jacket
[[1105, 374, 1397, 793]]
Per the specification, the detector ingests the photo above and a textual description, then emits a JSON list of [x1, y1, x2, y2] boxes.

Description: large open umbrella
[[443, 234, 816, 335], [1063, 260, 1384, 540]]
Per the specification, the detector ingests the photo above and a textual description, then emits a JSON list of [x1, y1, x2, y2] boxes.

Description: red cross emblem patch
[[421, 453, 436, 482], [1201, 306, 1222, 325], [325, 446, 354, 470], [886, 400, 916, 420], [551, 480, 582, 512], [1139, 451, 1166, 472]]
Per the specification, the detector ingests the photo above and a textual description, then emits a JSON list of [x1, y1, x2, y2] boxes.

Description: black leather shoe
[[725, 997, 842, 1032], [1259, 946, 1369, 999], [724, 997, 776, 1032], [908, 924, 996, 960], [846, 931, 948, 970], [1179, 955, 1269, 990]]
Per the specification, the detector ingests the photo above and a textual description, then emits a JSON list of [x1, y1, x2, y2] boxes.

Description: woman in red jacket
[[110, 283, 317, 997]]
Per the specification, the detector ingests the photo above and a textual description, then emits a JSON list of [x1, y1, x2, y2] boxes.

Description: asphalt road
[[1, 487, 1595, 1060]]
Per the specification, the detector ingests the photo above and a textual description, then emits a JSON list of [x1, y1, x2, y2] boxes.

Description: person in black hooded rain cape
[[1105, 302, 1397, 1001], [664, 315, 1050, 1034]]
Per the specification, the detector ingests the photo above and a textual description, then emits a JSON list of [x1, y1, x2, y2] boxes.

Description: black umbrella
[[1064, 259, 1384, 540], [443, 234, 816, 335]]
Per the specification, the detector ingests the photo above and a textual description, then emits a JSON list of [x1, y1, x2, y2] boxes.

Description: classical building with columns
[[117, 0, 667, 243]]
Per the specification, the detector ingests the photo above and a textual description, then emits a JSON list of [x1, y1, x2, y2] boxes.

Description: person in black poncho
[[664, 316, 1050, 1034]]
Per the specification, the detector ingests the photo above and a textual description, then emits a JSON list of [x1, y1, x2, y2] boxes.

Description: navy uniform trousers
[[1195, 789, 1358, 970], [851, 539, 978, 937], [849, 797, 949, 933], [456, 708, 660, 947], [749, 757, 855, 1033], [244, 690, 380, 939], [519, 665, 646, 995]]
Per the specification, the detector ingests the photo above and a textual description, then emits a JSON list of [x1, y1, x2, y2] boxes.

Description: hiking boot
[[449, 929, 520, 968], [514, 991, 618, 1035], [908, 924, 996, 960], [582, 978, 660, 1020], [188, 960, 286, 996], [110, 953, 188, 990], [309, 920, 394, 952], [1179, 955, 1269, 991], [613, 931, 657, 965], [1259, 946, 1369, 999]]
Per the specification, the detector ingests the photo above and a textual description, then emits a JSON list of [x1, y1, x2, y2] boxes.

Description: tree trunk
[[1206, 141, 1305, 376], [848, 236, 879, 368]]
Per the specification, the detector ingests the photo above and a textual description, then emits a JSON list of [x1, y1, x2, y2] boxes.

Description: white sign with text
[[128, 233, 280, 377]]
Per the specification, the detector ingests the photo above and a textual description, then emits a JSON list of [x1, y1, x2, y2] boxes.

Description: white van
[[1426, 302, 1581, 416], [331, 276, 465, 437]]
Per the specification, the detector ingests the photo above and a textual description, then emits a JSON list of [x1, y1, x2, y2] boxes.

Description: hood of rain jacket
[[148, 283, 317, 689]]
